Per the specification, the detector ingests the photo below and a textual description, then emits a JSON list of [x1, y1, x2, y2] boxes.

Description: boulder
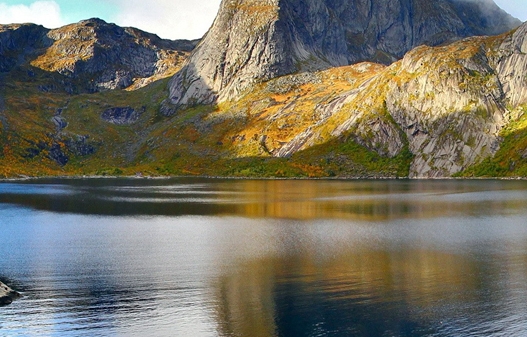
[[101, 107, 142, 125], [0, 281, 20, 306]]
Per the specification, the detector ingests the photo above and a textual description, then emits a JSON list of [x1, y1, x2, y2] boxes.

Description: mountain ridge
[[0, 18, 198, 93], [168, 0, 520, 108]]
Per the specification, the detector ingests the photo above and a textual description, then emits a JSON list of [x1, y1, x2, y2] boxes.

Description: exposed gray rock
[[266, 72, 322, 94], [43, 19, 198, 92], [101, 107, 142, 125], [336, 21, 527, 178], [168, 0, 519, 108], [0, 281, 20, 306], [159, 100, 178, 117], [497, 23, 527, 107], [52, 116, 68, 131], [382, 40, 508, 177], [65, 135, 97, 156], [48, 142, 69, 166]]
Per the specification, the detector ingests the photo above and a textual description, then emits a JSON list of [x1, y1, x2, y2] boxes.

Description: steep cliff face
[[0, 19, 198, 92], [168, 0, 519, 108], [497, 22, 527, 106], [382, 40, 508, 177], [382, 23, 527, 177], [168, 0, 285, 107]]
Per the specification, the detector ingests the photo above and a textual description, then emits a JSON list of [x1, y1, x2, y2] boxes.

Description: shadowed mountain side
[[0, 19, 199, 93], [0, 24, 53, 72], [168, 0, 520, 108]]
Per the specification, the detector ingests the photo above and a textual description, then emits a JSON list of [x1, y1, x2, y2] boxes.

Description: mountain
[[0, 18, 198, 93], [1, 2, 527, 179], [164, 21, 527, 178], [167, 0, 519, 108]]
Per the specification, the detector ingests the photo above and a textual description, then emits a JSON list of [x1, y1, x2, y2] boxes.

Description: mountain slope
[[168, 0, 519, 108], [206, 22, 527, 178], [0, 19, 198, 93]]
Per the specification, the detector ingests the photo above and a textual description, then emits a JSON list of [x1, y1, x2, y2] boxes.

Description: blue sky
[[0, 0, 525, 40]]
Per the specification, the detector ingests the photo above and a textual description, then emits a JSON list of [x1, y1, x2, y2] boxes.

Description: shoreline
[[1, 174, 527, 183]]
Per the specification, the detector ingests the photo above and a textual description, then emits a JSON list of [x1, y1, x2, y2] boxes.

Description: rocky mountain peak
[[36, 18, 199, 92], [168, 0, 520, 108], [0, 18, 199, 92]]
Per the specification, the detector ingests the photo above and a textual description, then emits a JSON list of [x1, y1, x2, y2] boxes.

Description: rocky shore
[[0, 281, 20, 306]]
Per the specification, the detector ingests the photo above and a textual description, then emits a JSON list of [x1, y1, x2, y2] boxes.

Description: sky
[[0, 0, 525, 40]]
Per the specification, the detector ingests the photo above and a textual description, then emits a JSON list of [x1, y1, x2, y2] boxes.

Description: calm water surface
[[1, 178, 527, 336]]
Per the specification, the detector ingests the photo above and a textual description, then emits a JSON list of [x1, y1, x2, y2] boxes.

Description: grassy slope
[[0, 63, 415, 179]]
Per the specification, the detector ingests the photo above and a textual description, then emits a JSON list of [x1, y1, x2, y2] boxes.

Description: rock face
[[0, 19, 198, 92], [383, 40, 508, 178], [215, 21, 527, 178], [168, 0, 519, 107], [0, 281, 20, 306], [497, 22, 527, 107], [382, 22, 527, 177], [101, 107, 142, 125]]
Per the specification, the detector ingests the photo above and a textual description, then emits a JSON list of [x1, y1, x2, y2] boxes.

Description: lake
[[1, 178, 527, 336]]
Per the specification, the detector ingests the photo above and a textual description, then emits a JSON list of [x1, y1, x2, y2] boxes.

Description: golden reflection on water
[[1, 178, 526, 221], [212, 245, 498, 337], [215, 260, 279, 337], [228, 179, 526, 221]]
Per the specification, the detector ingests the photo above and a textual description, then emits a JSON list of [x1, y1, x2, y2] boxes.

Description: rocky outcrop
[[35, 19, 197, 92], [496, 22, 527, 107], [383, 40, 508, 177], [0, 19, 198, 92], [373, 24, 527, 177], [168, 0, 285, 107], [0, 281, 20, 306], [168, 0, 519, 108], [101, 106, 142, 125], [300, 38, 512, 178]]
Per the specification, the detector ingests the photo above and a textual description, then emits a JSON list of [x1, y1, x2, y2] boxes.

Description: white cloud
[[0, 1, 65, 28], [110, 0, 221, 40]]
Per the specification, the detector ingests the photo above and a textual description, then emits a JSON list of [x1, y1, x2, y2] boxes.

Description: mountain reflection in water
[[0, 178, 527, 336], [0, 178, 525, 220]]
